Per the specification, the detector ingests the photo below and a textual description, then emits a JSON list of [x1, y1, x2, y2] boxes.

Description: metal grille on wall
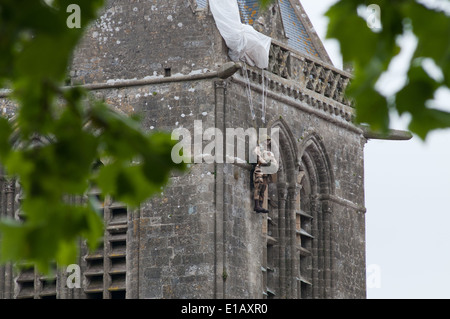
[[297, 170, 314, 299], [4, 183, 128, 299], [83, 190, 128, 299]]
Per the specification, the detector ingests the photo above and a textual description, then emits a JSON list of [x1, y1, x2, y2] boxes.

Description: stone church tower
[[1, 0, 400, 299]]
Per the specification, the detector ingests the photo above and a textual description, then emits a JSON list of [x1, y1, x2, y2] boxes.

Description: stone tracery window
[[296, 134, 334, 299], [260, 126, 333, 299]]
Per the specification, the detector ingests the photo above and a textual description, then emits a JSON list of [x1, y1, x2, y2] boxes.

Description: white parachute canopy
[[209, 0, 271, 69]]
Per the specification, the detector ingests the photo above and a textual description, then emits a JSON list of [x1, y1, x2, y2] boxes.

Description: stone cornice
[[231, 67, 361, 135]]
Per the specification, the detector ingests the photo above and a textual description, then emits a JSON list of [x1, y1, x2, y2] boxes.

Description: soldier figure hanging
[[253, 134, 278, 214]]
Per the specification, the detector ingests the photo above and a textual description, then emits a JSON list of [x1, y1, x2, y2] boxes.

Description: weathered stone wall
[[223, 71, 366, 298], [71, 0, 226, 85], [69, 0, 227, 298], [92, 77, 219, 299], [0, 0, 368, 299]]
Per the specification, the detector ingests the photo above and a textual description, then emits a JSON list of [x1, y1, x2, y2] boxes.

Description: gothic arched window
[[296, 134, 334, 299]]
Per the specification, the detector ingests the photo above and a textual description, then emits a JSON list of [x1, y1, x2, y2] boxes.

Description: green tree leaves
[[0, 0, 185, 273], [257, 0, 274, 9], [325, 0, 450, 139]]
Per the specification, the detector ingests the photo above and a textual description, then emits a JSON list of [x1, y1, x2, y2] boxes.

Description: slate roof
[[196, 0, 207, 9], [277, 0, 319, 58], [237, 0, 260, 25]]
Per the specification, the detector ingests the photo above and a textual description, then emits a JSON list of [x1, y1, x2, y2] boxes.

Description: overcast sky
[[300, 0, 450, 299]]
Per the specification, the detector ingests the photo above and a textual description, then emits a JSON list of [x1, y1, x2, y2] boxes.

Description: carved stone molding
[[277, 183, 288, 201]]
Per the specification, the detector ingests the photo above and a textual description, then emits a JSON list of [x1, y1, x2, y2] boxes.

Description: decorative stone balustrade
[[240, 40, 355, 125], [299, 55, 351, 107]]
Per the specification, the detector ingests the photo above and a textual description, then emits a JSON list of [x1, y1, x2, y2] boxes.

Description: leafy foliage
[[0, 0, 185, 273], [257, 0, 274, 9], [259, 0, 449, 139], [325, 0, 450, 139]]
